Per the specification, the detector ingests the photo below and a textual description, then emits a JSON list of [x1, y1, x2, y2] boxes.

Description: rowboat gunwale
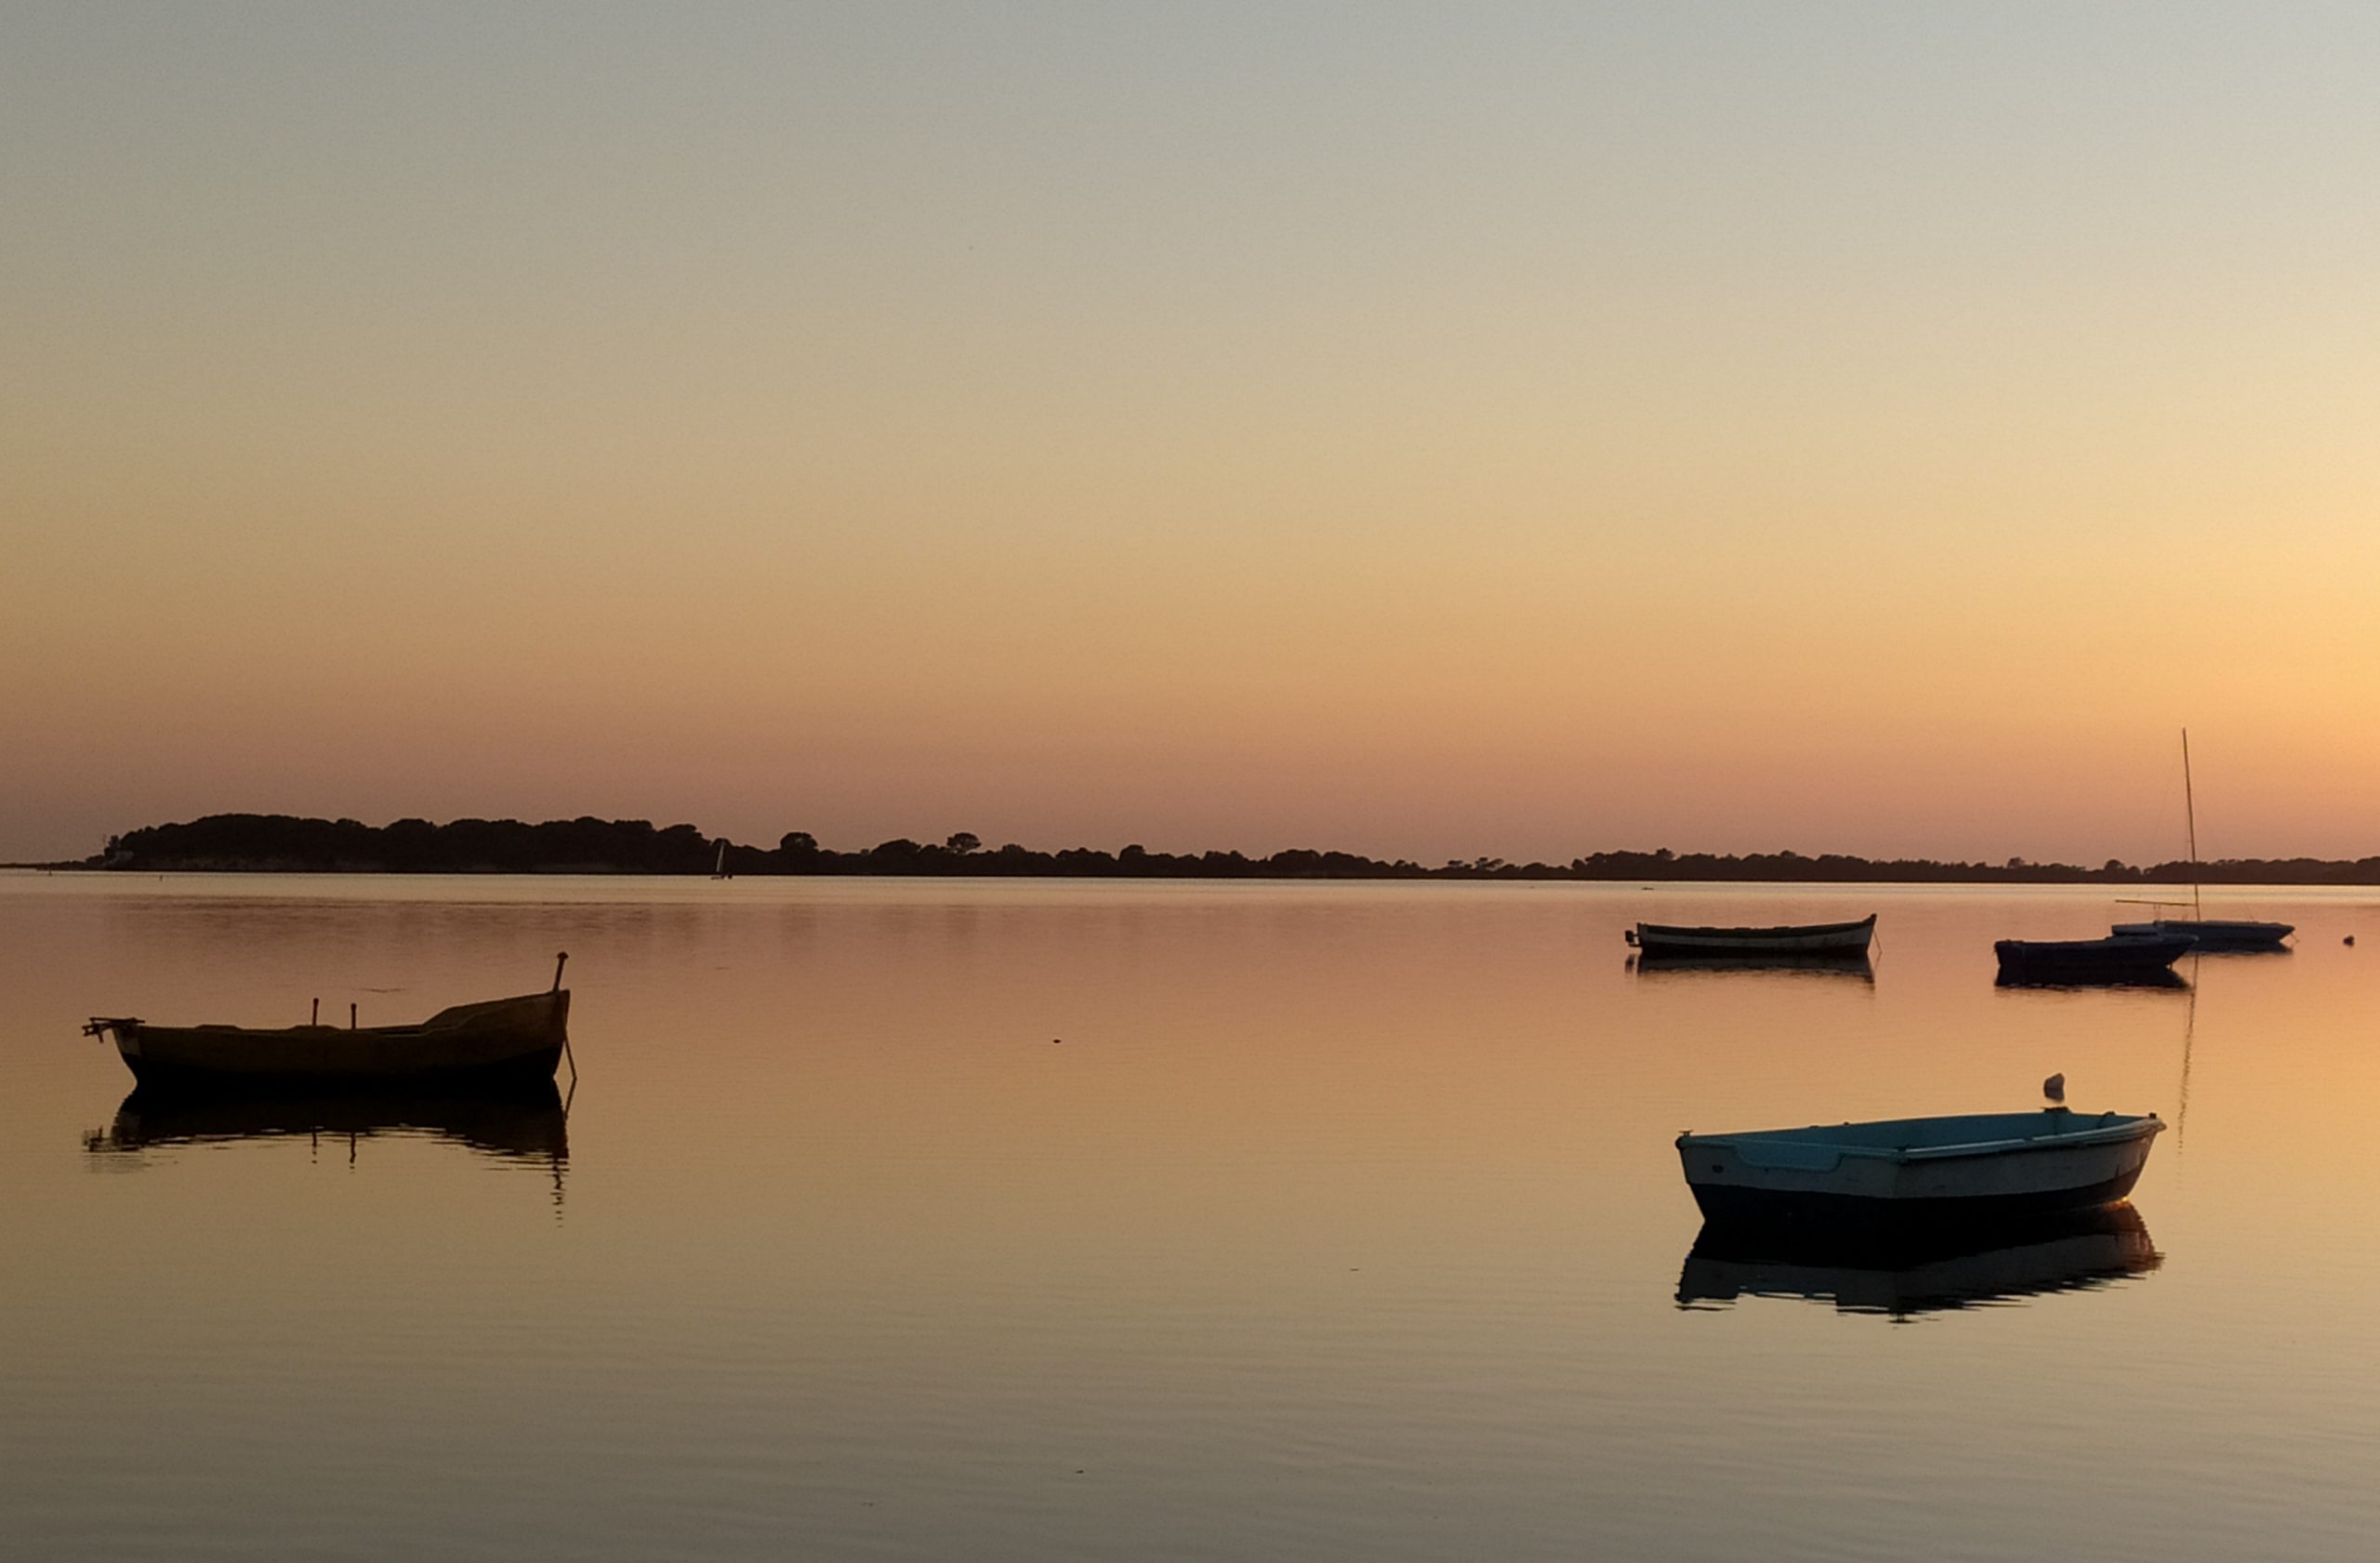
[[1678, 1110, 2163, 1166]]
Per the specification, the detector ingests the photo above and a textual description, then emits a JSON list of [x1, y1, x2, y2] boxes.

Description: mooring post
[[350, 1002, 357, 1029], [311, 998, 320, 1026]]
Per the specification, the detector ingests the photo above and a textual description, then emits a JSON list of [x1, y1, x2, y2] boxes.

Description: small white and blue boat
[[1676, 1107, 2162, 1230], [2109, 916, 2293, 951]]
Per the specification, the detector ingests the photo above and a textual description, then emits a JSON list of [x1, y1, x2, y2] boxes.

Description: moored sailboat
[[2111, 730, 2292, 949]]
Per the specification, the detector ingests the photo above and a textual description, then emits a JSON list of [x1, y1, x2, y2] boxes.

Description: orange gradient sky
[[5, 5, 2377, 865]]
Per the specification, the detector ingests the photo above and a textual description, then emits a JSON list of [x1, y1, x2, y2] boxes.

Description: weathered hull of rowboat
[[2109, 918, 2294, 951], [1629, 913, 1876, 957], [88, 991, 568, 1085], [1993, 934, 2193, 984], [1677, 1202, 2160, 1316], [1676, 1109, 2162, 1234]]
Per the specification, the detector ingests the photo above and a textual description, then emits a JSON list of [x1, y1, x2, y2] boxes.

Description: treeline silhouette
[[73, 814, 2380, 883]]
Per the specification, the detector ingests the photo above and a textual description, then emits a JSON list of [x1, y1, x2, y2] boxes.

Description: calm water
[[7, 873, 2380, 1561]]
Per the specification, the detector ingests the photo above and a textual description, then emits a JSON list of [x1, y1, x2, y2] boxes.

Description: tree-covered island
[[44, 813, 2380, 883]]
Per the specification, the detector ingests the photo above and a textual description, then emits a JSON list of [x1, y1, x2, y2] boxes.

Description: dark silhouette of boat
[[1677, 1202, 2161, 1317], [85, 1078, 568, 1164], [83, 956, 572, 1086], [1993, 933, 2194, 985], [1626, 913, 1876, 957]]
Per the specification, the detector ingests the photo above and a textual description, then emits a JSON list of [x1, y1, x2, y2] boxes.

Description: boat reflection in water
[[1677, 1203, 2160, 1319], [1993, 965, 2190, 993], [1993, 933, 2193, 987], [1631, 950, 1875, 984], [85, 1079, 569, 1193]]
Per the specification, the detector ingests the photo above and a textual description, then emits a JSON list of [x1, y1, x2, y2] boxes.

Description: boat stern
[[1675, 1130, 1903, 1220]]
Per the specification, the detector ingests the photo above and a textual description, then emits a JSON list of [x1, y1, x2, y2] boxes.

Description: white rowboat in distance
[[1627, 913, 1876, 957]]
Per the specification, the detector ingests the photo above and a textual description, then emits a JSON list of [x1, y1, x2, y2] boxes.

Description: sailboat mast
[[2181, 728, 2202, 919]]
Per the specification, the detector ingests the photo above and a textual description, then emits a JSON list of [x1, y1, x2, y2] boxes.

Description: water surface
[[7, 875, 2377, 1560]]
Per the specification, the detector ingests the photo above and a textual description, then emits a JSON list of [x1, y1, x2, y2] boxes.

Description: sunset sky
[[6, 4, 2376, 866]]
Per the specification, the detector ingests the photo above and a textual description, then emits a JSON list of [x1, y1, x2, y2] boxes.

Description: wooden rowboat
[[83, 956, 572, 1086], [1627, 913, 1876, 957], [1675, 1107, 2162, 1232]]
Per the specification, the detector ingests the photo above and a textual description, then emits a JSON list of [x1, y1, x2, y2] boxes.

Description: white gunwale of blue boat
[[1677, 1109, 2160, 1165]]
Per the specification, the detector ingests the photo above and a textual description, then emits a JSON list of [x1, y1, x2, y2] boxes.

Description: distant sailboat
[[2112, 730, 2293, 950], [711, 840, 732, 880]]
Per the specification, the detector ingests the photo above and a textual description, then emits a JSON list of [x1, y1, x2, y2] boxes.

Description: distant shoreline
[[32, 813, 2380, 885]]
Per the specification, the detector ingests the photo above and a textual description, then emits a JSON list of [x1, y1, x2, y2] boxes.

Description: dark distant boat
[[2110, 729, 2294, 951], [1626, 913, 1876, 957], [1994, 933, 2195, 984], [83, 956, 571, 1086], [1676, 1107, 2163, 1231], [1677, 1202, 2161, 1317]]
